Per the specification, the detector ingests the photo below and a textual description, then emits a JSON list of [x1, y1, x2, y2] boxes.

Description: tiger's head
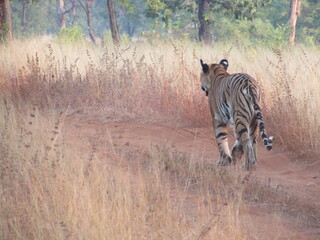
[[200, 59, 229, 96]]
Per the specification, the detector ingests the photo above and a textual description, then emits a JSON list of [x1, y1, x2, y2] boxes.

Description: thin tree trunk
[[198, 0, 212, 45], [107, 0, 120, 45], [57, 0, 76, 29], [3, 0, 12, 40], [72, 0, 77, 25], [22, 1, 29, 27], [0, 0, 12, 41], [57, 0, 67, 29], [289, 0, 302, 47], [0, 0, 4, 38], [86, 0, 97, 44]]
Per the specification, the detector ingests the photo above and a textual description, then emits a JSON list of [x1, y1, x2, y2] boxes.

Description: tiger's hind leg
[[243, 138, 256, 170], [235, 119, 256, 170], [250, 119, 259, 164], [231, 140, 243, 164], [213, 120, 232, 166]]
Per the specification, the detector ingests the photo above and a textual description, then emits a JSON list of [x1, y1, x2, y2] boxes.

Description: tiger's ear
[[200, 59, 209, 73], [219, 59, 229, 70]]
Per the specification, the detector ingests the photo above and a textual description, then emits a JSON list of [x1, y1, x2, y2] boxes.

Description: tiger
[[199, 59, 274, 170]]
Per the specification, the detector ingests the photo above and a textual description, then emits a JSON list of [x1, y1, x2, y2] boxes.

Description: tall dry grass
[[1, 37, 319, 154], [0, 37, 320, 239], [0, 98, 175, 239], [0, 97, 257, 239]]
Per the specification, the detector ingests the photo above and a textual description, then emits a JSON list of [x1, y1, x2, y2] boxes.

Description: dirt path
[[64, 111, 320, 239]]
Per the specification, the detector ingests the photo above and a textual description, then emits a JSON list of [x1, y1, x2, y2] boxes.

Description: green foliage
[[120, 0, 136, 14], [11, 0, 58, 38], [145, 0, 169, 26], [214, 17, 289, 48], [296, 0, 320, 45], [257, 0, 320, 46], [146, 0, 166, 12], [257, 1, 289, 26], [118, 0, 149, 36], [57, 26, 85, 44], [145, 0, 184, 28], [6, 0, 320, 47], [227, 0, 272, 20]]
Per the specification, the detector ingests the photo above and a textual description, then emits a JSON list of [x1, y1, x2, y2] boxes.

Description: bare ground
[[64, 109, 320, 240]]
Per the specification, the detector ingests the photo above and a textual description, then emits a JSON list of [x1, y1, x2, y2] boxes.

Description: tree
[[71, 0, 77, 25], [296, 0, 320, 45], [57, 0, 76, 29], [198, 0, 272, 44], [145, 0, 184, 28], [85, 0, 97, 43], [141, 0, 271, 44], [289, 0, 302, 46], [198, 0, 212, 44], [0, 1, 4, 38], [20, 0, 29, 27], [0, 0, 13, 41], [107, 0, 120, 45]]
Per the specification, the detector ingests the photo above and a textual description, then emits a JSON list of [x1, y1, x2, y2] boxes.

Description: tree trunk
[[57, 0, 67, 29], [86, 0, 97, 44], [72, 0, 77, 25], [21, 1, 29, 27], [0, 0, 12, 41], [4, 0, 12, 40], [57, 0, 76, 29], [1, 0, 13, 41], [289, 0, 302, 47], [0, 0, 4, 39], [198, 0, 212, 45], [107, 0, 120, 45]]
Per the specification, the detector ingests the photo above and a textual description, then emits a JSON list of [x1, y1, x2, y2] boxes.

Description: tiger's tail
[[255, 105, 274, 151], [249, 87, 274, 151]]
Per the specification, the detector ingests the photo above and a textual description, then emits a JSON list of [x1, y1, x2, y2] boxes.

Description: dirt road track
[[64, 111, 320, 239]]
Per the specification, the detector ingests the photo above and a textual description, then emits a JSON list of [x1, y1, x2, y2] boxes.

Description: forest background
[[1, 0, 319, 48]]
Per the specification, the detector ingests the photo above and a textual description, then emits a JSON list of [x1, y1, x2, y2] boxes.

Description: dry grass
[[0, 97, 251, 239], [1, 37, 319, 153], [0, 37, 319, 239], [0, 98, 178, 239]]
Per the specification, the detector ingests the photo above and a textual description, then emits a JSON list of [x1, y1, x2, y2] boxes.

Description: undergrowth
[[1, 38, 319, 155], [0, 97, 252, 239], [0, 98, 184, 239]]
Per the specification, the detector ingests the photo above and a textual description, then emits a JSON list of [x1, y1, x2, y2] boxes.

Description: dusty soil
[[64, 110, 320, 240]]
